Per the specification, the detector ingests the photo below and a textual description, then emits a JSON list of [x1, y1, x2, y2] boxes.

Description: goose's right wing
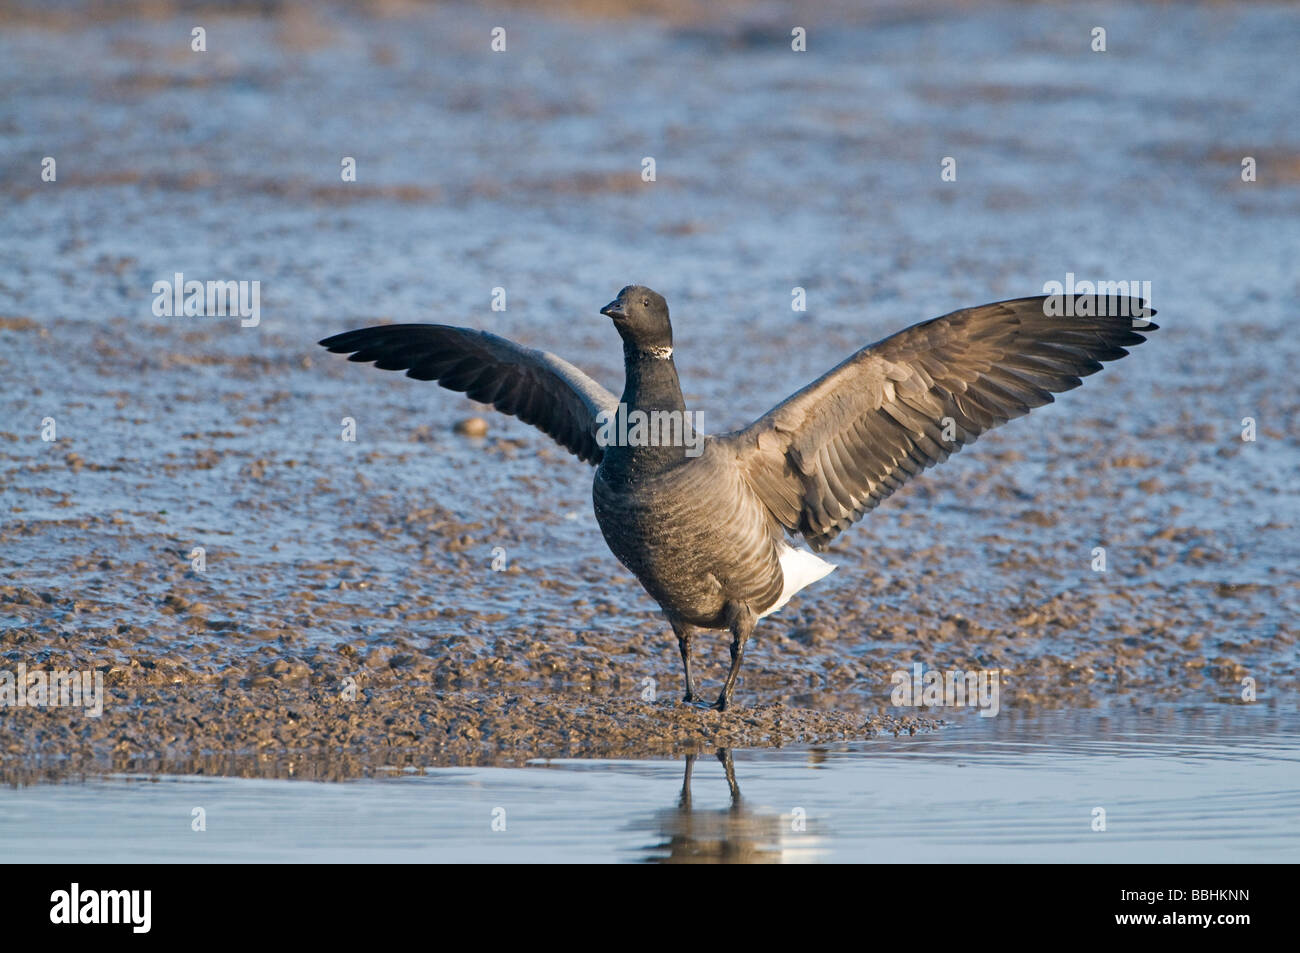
[[320, 324, 620, 465]]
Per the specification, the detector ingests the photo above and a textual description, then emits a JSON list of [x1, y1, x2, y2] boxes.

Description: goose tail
[[760, 543, 837, 619]]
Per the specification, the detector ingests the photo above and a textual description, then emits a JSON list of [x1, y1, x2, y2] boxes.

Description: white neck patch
[[645, 345, 673, 360]]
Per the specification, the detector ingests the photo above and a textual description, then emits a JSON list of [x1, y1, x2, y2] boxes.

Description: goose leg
[[712, 604, 755, 712], [717, 749, 741, 807], [671, 619, 700, 703]]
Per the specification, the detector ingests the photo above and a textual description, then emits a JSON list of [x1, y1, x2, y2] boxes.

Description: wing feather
[[319, 324, 619, 464], [721, 295, 1158, 549]]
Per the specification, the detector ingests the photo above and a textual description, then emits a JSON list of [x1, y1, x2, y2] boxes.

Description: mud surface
[[1, 1, 1297, 780]]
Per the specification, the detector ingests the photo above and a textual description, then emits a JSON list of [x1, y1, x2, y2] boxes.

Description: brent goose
[[320, 287, 1156, 710]]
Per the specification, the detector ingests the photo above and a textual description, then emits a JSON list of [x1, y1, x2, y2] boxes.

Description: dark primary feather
[[318, 324, 620, 464], [722, 295, 1158, 550]]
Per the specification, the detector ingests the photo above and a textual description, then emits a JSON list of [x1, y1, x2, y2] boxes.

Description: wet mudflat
[[0, 1, 1298, 860]]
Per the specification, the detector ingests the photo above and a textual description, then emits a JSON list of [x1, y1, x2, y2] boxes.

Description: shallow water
[[3, 708, 1296, 863]]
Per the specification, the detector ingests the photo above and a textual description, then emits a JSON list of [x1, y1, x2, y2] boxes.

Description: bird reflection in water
[[638, 750, 821, 864]]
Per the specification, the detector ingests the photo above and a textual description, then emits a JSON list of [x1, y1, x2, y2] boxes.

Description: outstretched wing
[[319, 324, 620, 464], [719, 296, 1158, 550]]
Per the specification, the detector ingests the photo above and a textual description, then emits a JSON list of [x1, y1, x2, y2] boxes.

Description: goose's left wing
[[717, 296, 1157, 550]]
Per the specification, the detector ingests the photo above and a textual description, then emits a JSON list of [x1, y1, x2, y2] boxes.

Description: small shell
[[453, 416, 489, 437]]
